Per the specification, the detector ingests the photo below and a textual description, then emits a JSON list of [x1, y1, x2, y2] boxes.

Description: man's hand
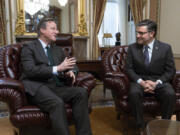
[[66, 71, 76, 84], [57, 57, 76, 72], [145, 80, 157, 89], [140, 80, 157, 94]]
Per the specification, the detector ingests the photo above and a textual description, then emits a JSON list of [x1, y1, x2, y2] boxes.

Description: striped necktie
[[143, 45, 149, 66]]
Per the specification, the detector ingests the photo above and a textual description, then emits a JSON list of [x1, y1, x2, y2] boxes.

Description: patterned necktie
[[45, 46, 64, 86], [143, 45, 149, 66]]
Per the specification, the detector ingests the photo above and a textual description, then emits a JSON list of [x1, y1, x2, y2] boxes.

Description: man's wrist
[[53, 66, 58, 75], [156, 80, 162, 84], [137, 78, 143, 84], [155, 80, 163, 89]]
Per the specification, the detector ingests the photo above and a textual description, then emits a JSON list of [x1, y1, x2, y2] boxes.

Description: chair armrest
[[74, 72, 96, 96], [104, 71, 129, 97], [173, 71, 180, 94], [0, 78, 24, 92], [0, 78, 27, 114]]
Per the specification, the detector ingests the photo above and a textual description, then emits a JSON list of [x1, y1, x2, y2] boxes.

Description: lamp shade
[[103, 33, 112, 38]]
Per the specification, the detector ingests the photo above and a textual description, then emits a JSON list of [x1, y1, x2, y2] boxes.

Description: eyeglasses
[[136, 31, 149, 36]]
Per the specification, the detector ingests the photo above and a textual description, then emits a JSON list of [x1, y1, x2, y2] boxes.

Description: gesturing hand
[[57, 57, 76, 72], [66, 71, 76, 84]]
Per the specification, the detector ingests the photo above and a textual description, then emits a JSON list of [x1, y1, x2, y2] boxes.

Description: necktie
[[46, 46, 54, 66], [45, 46, 64, 86], [143, 45, 149, 66]]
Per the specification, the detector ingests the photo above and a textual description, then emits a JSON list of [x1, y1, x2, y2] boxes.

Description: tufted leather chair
[[0, 34, 96, 135], [102, 45, 180, 123]]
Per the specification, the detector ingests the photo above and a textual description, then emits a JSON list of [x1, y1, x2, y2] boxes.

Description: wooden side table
[[77, 59, 103, 81]]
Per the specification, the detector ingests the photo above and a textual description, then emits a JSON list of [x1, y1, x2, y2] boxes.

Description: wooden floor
[[0, 117, 14, 135]]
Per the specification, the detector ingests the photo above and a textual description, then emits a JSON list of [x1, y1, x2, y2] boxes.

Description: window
[[98, 0, 119, 47], [98, 0, 135, 47]]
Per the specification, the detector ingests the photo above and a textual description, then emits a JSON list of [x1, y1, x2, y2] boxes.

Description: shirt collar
[[38, 39, 49, 49], [147, 39, 155, 50]]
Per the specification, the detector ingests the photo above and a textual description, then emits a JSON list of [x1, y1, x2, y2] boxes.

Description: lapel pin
[[155, 46, 158, 50]]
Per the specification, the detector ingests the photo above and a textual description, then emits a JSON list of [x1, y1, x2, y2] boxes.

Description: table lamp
[[103, 33, 112, 47]]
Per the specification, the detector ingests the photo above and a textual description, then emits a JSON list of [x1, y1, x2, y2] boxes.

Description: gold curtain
[[92, 0, 107, 59], [130, 0, 147, 25], [0, 0, 6, 46]]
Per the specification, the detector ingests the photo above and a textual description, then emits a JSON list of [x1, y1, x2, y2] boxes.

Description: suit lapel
[[149, 40, 159, 66], [35, 40, 49, 65], [136, 44, 144, 63]]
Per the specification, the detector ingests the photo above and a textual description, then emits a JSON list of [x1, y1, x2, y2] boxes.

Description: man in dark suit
[[125, 19, 176, 134], [20, 18, 92, 135]]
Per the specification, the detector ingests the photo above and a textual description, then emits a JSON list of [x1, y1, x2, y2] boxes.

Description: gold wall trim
[[15, 0, 25, 36], [15, 9, 26, 36], [78, 14, 88, 36], [77, 0, 88, 36]]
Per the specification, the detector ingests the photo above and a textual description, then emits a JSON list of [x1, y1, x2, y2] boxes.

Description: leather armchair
[[0, 34, 96, 135], [102, 46, 180, 121]]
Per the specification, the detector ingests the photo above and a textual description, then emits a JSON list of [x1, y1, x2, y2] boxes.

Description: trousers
[[128, 82, 175, 129], [28, 85, 92, 135]]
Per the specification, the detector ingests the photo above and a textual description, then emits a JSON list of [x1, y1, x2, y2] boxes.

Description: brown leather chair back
[[0, 43, 23, 79], [102, 45, 129, 73]]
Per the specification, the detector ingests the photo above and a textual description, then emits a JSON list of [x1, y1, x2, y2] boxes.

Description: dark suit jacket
[[20, 39, 78, 96], [125, 40, 176, 83]]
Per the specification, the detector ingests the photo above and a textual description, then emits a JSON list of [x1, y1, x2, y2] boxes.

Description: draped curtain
[[92, 0, 107, 59], [0, 0, 6, 46], [130, 0, 147, 25]]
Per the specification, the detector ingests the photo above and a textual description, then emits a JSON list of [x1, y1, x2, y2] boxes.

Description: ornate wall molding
[[15, 9, 25, 35], [78, 14, 88, 36]]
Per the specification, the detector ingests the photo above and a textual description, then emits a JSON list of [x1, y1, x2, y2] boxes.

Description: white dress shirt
[[38, 39, 58, 75], [137, 39, 162, 84]]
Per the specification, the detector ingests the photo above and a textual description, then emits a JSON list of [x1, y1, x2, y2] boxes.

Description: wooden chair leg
[[103, 84, 106, 97], [176, 112, 180, 121], [117, 112, 121, 120]]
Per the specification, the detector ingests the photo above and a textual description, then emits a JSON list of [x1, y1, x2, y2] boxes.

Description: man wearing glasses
[[125, 19, 176, 135]]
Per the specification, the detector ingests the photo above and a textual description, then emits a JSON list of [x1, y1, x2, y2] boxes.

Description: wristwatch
[[156, 83, 164, 89]]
